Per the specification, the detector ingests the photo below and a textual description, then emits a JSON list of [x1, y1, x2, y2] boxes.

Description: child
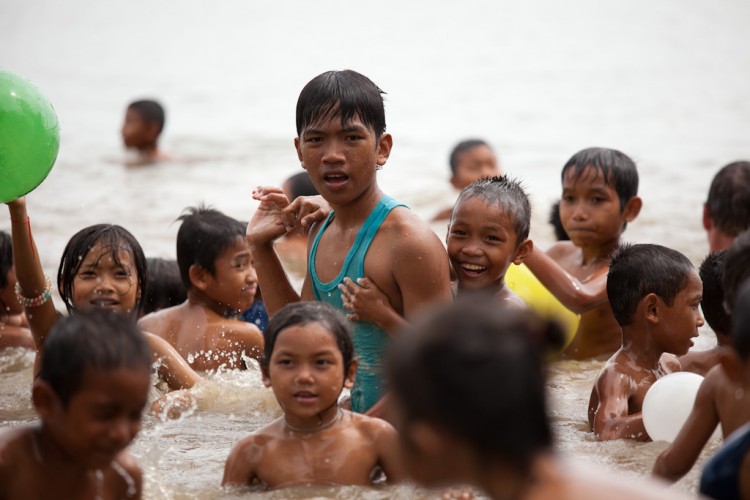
[[0, 310, 150, 499], [139, 206, 264, 371], [525, 147, 642, 359], [432, 139, 501, 221], [6, 197, 201, 391], [141, 257, 187, 316], [0, 230, 34, 349], [679, 251, 732, 375], [246, 70, 452, 414], [699, 283, 750, 500], [387, 298, 685, 499], [703, 160, 750, 252], [588, 243, 704, 441], [121, 99, 166, 163], [339, 175, 533, 331], [222, 301, 403, 489]]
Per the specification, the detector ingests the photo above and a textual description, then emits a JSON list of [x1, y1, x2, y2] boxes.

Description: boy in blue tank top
[[246, 70, 452, 415]]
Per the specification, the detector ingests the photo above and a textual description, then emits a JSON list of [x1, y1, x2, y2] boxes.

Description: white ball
[[642, 372, 704, 443]]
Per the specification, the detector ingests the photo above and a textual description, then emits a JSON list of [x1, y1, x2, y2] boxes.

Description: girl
[[0, 230, 34, 350], [6, 197, 201, 390], [223, 301, 403, 489]]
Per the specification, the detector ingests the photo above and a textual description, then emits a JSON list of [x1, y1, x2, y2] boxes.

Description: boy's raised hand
[[246, 187, 294, 246]]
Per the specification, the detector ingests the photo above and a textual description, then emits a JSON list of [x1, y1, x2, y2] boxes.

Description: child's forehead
[[217, 236, 251, 258], [563, 164, 613, 188], [304, 110, 370, 133], [274, 322, 340, 351], [82, 243, 135, 265], [454, 196, 515, 224]]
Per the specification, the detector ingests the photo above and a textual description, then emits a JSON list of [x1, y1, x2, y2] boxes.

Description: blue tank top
[[309, 196, 407, 413]]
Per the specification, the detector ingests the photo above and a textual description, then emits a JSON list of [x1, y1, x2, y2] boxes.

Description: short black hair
[[57, 224, 147, 315], [608, 243, 696, 326], [449, 139, 490, 176], [732, 283, 750, 360], [261, 302, 354, 375], [548, 200, 569, 241], [128, 99, 165, 134], [388, 299, 563, 473], [723, 229, 750, 315], [561, 147, 639, 209], [455, 175, 531, 243], [296, 70, 386, 140], [38, 310, 151, 407], [142, 257, 187, 315], [176, 206, 246, 289], [0, 230, 11, 289], [284, 172, 319, 200], [706, 161, 750, 238], [699, 251, 731, 337]]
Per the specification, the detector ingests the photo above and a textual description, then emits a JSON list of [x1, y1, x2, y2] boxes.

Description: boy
[[139, 206, 264, 371], [339, 175, 533, 330], [525, 147, 642, 359], [652, 232, 750, 480], [121, 99, 166, 163], [433, 139, 501, 221], [246, 70, 452, 414], [0, 310, 150, 499], [588, 243, 704, 441], [222, 302, 403, 488], [703, 160, 750, 252], [0, 230, 34, 349]]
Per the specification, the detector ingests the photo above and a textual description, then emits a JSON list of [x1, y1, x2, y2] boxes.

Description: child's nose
[[461, 241, 483, 256], [94, 276, 117, 294], [321, 141, 346, 164], [109, 419, 134, 447], [295, 366, 314, 383]]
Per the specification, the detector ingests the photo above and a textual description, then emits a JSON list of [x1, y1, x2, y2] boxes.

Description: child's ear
[[32, 379, 60, 420], [449, 175, 462, 190], [188, 265, 210, 291], [294, 137, 304, 165], [719, 349, 745, 385], [376, 133, 393, 168], [260, 365, 272, 387], [702, 203, 713, 231], [512, 239, 533, 265], [643, 293, 660, 323], [343, 358, 358, 390], [622, 196, 642, 222]]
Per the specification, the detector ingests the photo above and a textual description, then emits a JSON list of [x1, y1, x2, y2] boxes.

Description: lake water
[[1, 0, 749, 497]]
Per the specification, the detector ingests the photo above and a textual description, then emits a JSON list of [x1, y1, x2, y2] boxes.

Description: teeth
[[462, 264, 486, 272]]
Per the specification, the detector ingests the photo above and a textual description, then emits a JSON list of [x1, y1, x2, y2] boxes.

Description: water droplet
[[187, 353, 194, 363]]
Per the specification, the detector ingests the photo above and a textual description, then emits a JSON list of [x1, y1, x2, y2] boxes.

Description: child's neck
[[328, 185, 383, 229], [621, 326, 664, 370], [187, 289, 237, 318], [283, 405, 342, 434], [34, 425, 99, 477], [577, 236, 621, 266]]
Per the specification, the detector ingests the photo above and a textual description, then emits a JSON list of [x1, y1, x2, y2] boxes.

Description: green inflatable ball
[[0, 69, 60, 203]]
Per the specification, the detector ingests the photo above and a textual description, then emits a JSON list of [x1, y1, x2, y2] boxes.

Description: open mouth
[[323, 173, 349, 189], [460, 263, 487, 277], [90, 298, 120, 309], [293, 391, 318, 404]]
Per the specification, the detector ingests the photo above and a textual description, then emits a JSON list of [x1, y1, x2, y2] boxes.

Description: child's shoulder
[[346, 411, 397, 440], [108, 450, 143, 498], [0, 426, 31, 464], [546, 241, 578, 260]]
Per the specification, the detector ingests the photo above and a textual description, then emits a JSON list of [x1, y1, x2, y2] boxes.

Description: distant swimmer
[[121, 98, 169, 165]]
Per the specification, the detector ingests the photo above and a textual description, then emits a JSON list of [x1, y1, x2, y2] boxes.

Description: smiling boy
[[246, 70, 452, 414]]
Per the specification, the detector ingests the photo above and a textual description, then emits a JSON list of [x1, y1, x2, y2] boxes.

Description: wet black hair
[[261, 301, 354, 375], [38, 309, 151, 407], [0, 230, 11, 290], [128, 99, 165, 134], [176, 206, 246, 289], [296, 70, 386, 140], [732, 283, 750, 360], [548, 200, 569, 241], [284, 172, 319, 200], [699, 251, 731, 338], [455, 175, 531, 243], [449, 139, 491, 176], [57, 224, 147, 315], [388, 299, 563, 472], [608, 243, 696, 326], [142, 257, 187, 315], [561, 147, 639, 210], [722, 229, 750, 315], [706, 161, 750, 238]]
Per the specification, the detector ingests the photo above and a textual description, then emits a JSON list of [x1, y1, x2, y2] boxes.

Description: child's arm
[[142, 332, 203, 390], [113, 452, 143, 500], [369, 418, 405, 483], [524, 245, 608, 313], [652, 372, 720, 482], [6, 198, 58, 373], [246, 187, 323, 315], [338, 278, 407, 336], [591, 367, 649, 441], [222, 435, 261, 487]]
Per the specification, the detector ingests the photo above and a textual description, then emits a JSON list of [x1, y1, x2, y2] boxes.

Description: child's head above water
[[448, 176, 532, 291], [142, 257, 187, 315], [176, 206, 256, 311], [699, 251, 731, 339], [0, 230, 22, 316], [121, 99, 165, 152], [296, 70, 386, 140], [731, 282, 750, 361], [34, 309, 151, 467], [449, 139, 501, 190], [57, 224, 147, 316], [704, 161, 750, 249], [722, 229, 750, 316], [388, 299, 563, 485], [607, 244, 701, 342], [561, 147, 639, 210]]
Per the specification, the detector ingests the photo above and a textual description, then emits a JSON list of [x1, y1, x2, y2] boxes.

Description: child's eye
[[450, 229, 466, 237], [78, 271, 96, 279], [591, 197, 605, 203], [316, 358, 333, 366], [345, 134, 362, 141], [486, 235, 503, 242], [277, 359, 293, 366]]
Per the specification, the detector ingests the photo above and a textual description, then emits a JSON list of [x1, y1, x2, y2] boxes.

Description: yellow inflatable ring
[[505, 263, 579, 353]]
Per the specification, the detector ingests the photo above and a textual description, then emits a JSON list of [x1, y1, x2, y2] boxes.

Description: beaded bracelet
[[15, 276, 53, 308]]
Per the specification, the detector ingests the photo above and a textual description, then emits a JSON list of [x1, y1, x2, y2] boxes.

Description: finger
[[342, 277, 360, 293], [356, 277, 371, 289]]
